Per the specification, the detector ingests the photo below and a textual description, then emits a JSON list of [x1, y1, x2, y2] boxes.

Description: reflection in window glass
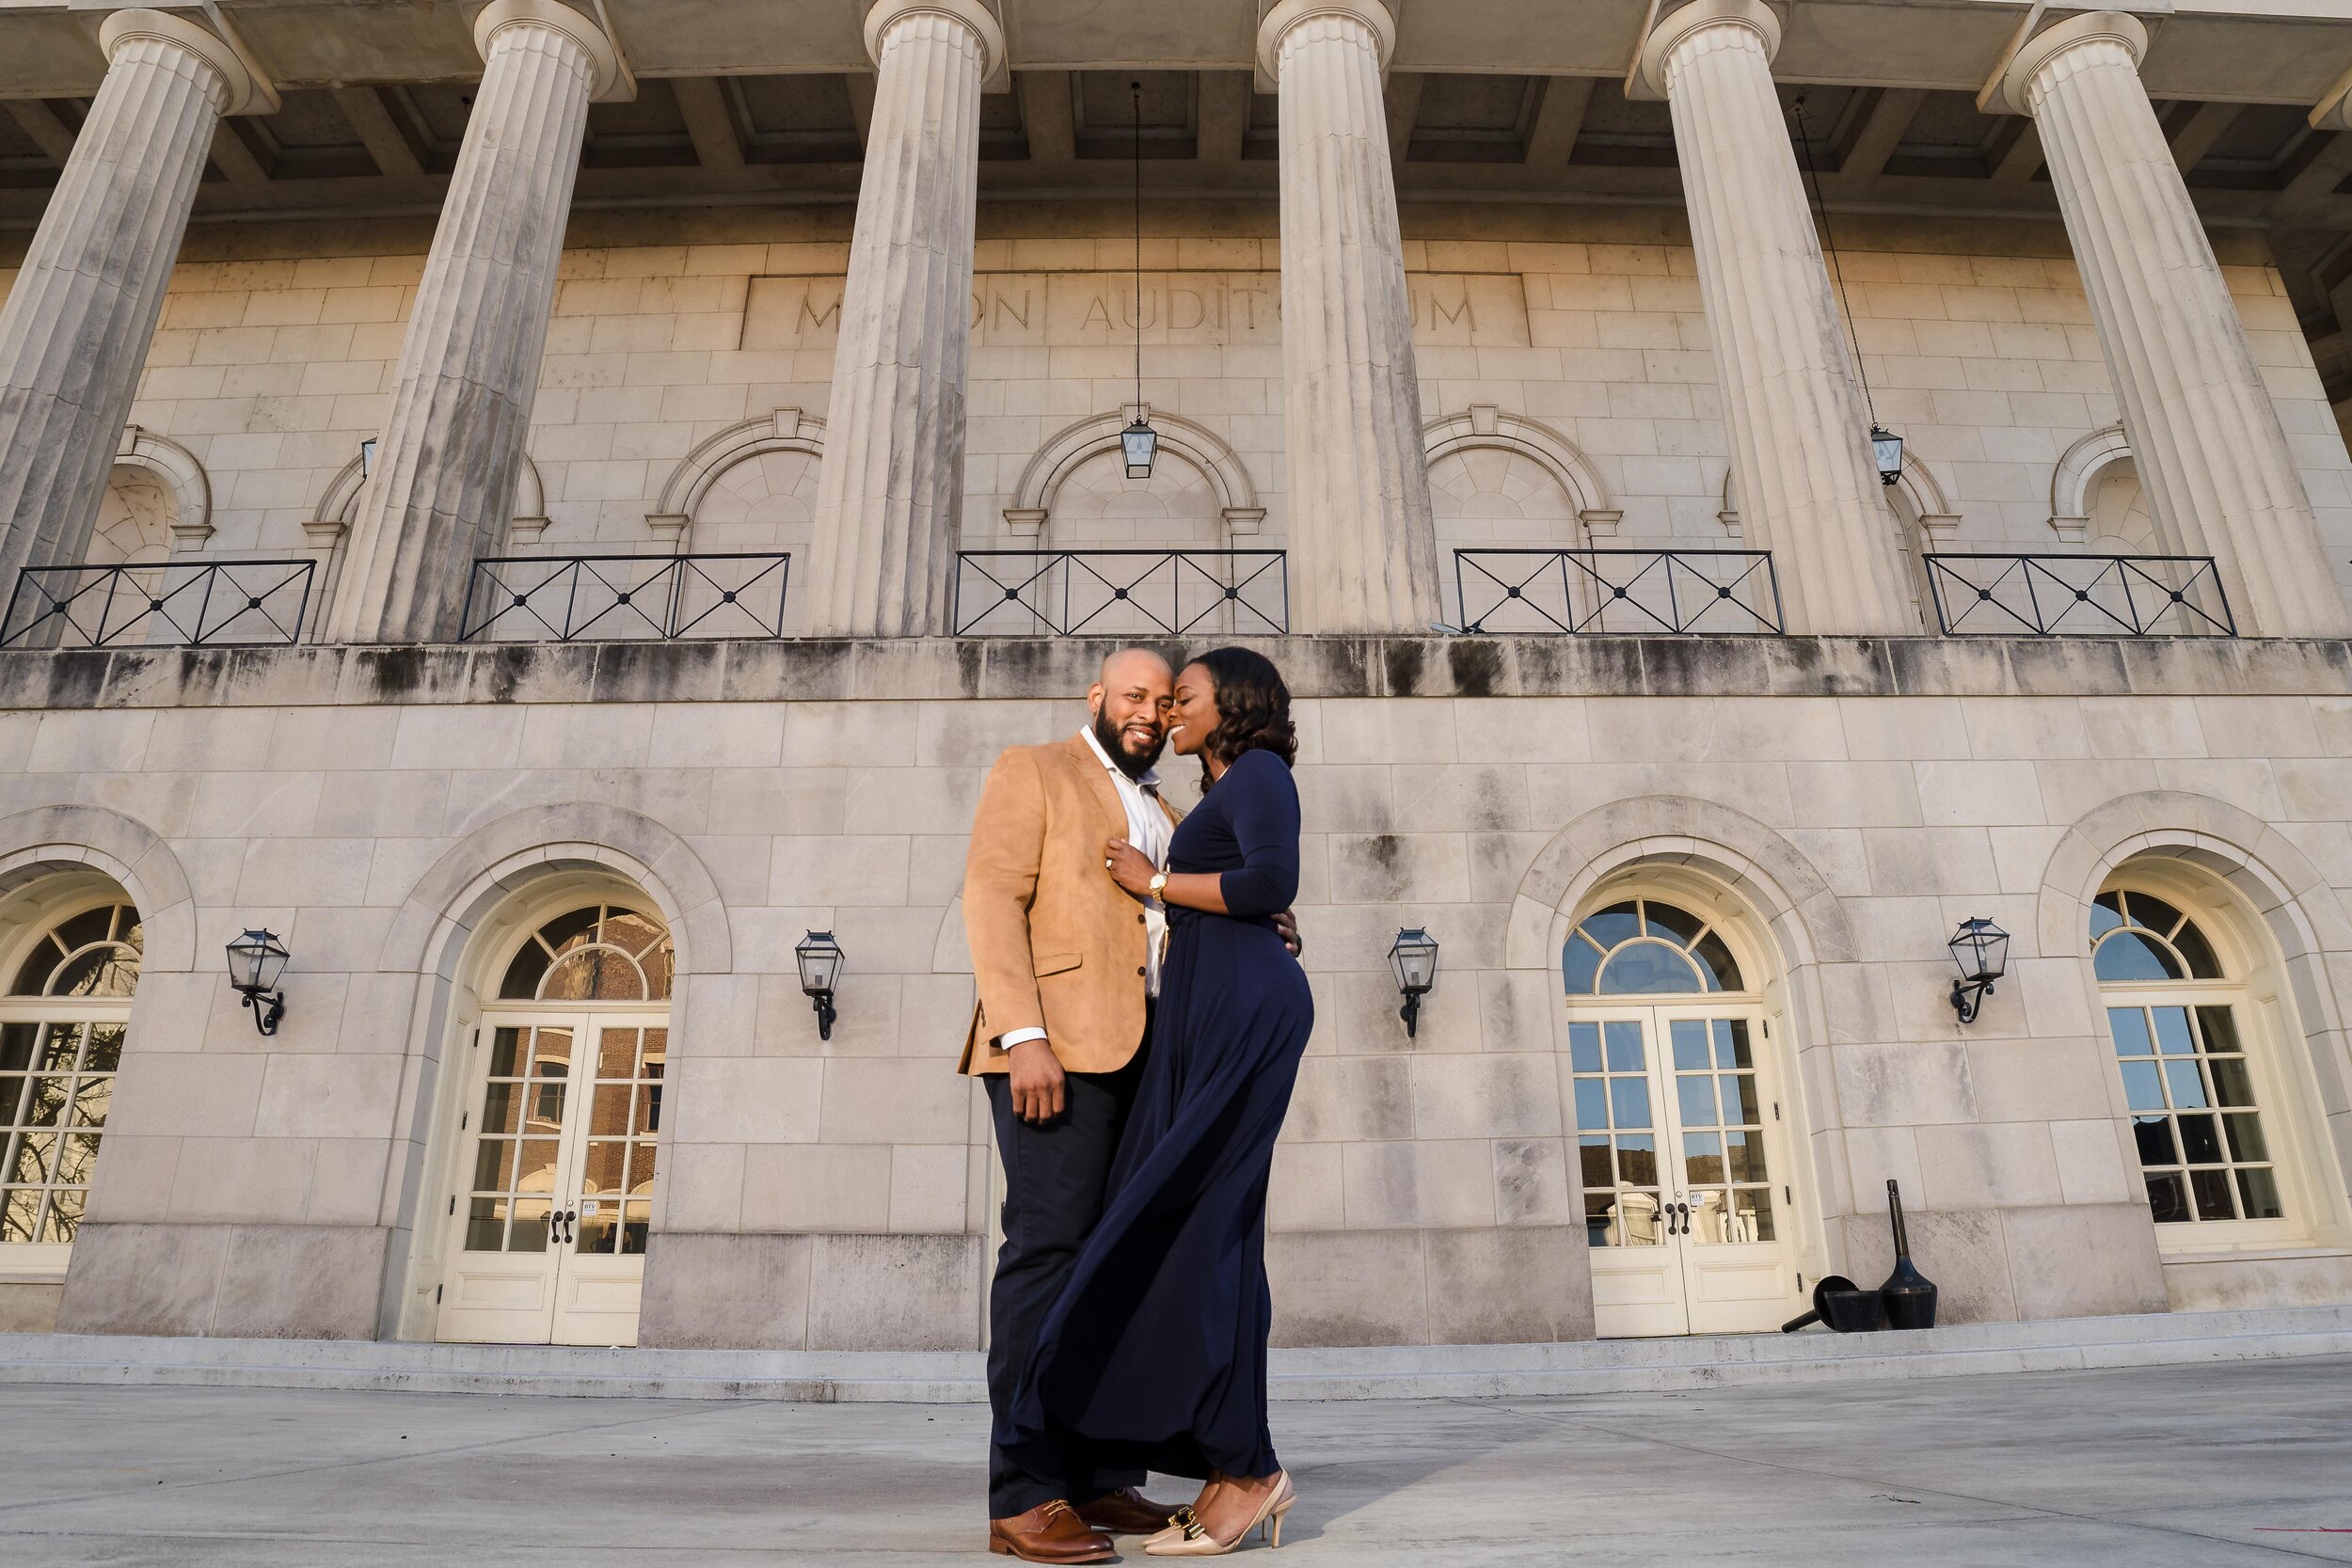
[[1, 900, 137, 1248], [1563, 897, 1745, 997], [499, 905, 675, 1002]]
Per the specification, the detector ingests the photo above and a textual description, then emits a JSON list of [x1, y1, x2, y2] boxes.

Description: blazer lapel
[[1063, 735, 1129, 838]]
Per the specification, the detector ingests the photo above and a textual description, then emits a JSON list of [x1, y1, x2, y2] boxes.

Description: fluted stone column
[[1997, 12, 2352, 638], [0, 10, 269, 603], [326, 0, 623, 643], [799, 0, 1001, 638], [1259, 0, 1440, 634], [1640, 0, 1915, 635]]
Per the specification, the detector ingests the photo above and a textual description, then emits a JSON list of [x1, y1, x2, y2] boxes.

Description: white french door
[[1572, 1004, 1804, 1337], [436, 1011, 666, 1346]]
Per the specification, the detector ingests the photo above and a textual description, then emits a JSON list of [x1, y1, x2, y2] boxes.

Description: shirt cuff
[[997, 1027, 1048, 1049]]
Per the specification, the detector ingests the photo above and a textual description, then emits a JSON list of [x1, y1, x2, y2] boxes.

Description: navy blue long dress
[[1002, 745, 1313, 1482]]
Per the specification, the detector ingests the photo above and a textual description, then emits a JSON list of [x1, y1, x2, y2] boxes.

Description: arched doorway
[[0, 881, 138, 1271], [2091, 873, 2338, 1249], [434, 895, 673, 1346], [1564, 892, 1805, 1336]]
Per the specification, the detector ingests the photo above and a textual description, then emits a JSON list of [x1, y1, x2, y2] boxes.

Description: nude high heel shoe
[[1143, 1471, 1295, 1556]]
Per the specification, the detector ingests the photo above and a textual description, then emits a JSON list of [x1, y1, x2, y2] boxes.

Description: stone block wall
[[8, 203, 2345, 628], [2, 636, 2349, 1345]]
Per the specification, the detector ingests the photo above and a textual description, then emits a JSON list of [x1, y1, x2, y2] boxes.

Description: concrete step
[[3, 1305, 2347, 1403]]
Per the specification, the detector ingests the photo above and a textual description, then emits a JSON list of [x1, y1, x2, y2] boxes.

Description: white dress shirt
[[999, 726, 1172, 1052]]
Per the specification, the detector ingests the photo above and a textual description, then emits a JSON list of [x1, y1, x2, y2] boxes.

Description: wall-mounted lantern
[[359, 436, 377, 478], [797, 929, 843, 1040], [1947, 917, 2010, 1025], [1389, 927, 1439, 1038], [225, 928, 289, 1037]]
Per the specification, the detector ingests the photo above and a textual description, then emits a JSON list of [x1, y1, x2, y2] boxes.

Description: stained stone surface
[[0, 1357, 2346, 1562]]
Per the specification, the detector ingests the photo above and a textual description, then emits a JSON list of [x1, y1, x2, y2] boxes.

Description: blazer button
[[1136, 966, 1147, 976], [1136, 913, 1146, 925]]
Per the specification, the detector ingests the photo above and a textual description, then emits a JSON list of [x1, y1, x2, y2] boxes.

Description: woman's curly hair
[[1186, 646, 1297, 786]]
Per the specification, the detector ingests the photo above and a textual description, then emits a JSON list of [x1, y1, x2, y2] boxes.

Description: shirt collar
[[1079, 724, 1159, 792]]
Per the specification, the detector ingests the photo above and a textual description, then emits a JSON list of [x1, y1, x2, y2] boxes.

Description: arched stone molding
[[1423, 405, 1617, 535], [1508, 794, 1852, 976], [2038, 789, 2352, 1249], [379, 802, 731, 982], [1724, 453, 1959, 543], [648, 407, 826, 543], [0, 805, 197, 974], [308, 451, 548, 548], [1006, 407, 1264, 537], [112, 426, 212, 548], [2049, 424, 2133, 545]]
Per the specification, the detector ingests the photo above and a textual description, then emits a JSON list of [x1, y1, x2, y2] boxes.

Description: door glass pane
[[462, 1025, 569, 1253], [1677, 1072, 1718, 1128], [2237, 1167, 2283, 1220], [1603, 1021, 1644, 1072], [1572, 1017, 1662, 1248], [2107, 1007, 2154, 1056], [1568, 1021, 1601, 1075], [2103, 998, 2281, 1228], [1610, 1078, 1652, 1129], [1678, 1017, 1771, 1246]]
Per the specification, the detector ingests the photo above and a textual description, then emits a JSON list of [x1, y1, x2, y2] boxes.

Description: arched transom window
[[1563, 898, 1745, 996], [2, 901, 140, 1248], [2092, 889, 2283, 1229], [499, 904, 674, 1003]]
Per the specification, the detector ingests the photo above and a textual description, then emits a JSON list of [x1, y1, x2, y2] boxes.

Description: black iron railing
[[3, 559, 316, 648], [1454, 549, 1785, 635], [1925, 553, 2235, 637], [460, 553, 790, 641], [954, 550, 1288, 636]]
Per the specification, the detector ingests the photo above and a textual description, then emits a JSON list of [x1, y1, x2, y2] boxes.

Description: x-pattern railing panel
[[1925, 553, 2235, 638], [954, 550, 1288, 636], [3, 560, 316, 648], [461, 553, 791, 641], [1454, 549, 1786, 635]]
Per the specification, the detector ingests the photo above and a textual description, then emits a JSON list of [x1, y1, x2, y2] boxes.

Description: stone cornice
[[1, 637, 2345, 711]]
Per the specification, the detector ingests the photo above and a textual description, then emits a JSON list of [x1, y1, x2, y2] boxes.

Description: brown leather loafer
[[988, 1499, 1117, 1563], [1077, 1485, 1182, 1534]]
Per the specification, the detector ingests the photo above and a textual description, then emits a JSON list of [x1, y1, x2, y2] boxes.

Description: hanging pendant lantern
[[1123, 81, 1155, 481], [1121, 417, 1158, 480], [1871, 425, 1904, 486]]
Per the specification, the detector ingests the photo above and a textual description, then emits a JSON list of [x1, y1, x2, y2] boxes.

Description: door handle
[[1673, 1200, 1691, 1236], [562, 1208, 577, 1244]]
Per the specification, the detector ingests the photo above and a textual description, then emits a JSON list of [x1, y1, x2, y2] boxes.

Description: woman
[[1002, 646, 1313, 1557]]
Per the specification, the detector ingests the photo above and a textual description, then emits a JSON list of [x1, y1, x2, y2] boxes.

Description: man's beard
[[1093, 705, 1165, 779]]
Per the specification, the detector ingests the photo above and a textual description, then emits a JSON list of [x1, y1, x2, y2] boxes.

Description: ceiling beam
[[670, 76, 744, 170], [4, 99, 74, 166], [2279, 130, 2352, 214], [1199, 69, 1248, 166], [1019, 69, 1076, 166], [1992, 121, 2043, 185], [1523, 74, 1593, 170], [1839, 87, 1924, 182], [332, 87, 424, 181], [2168, 100, 2242, 174], [1386, 71, 1422, 168], [207, 122, 269, 185]]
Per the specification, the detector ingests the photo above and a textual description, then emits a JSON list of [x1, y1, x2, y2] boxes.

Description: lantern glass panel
[[1390, 929, 1438, 993], [1871, 427, 1903, 483], [1121, 421, 1157, 480], [226, 931, 287, 992], [796, 933, 843, 995], [1947, 920, 2009, 984]]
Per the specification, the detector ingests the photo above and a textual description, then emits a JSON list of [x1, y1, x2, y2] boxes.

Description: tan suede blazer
[[959, 735, 1179, 1075]]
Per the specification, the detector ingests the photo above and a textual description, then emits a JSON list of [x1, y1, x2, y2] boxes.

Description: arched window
[[1563, 898, 1745, 996], [2092, 888, 2283, 1229], [498, 904, 674, 1003], [2, 901, 140, 1249]]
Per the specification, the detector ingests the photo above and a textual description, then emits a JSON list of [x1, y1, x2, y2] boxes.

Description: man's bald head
[[1088, 647, 1175, 780]]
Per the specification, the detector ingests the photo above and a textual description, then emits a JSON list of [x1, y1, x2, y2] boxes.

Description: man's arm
[[961, 747, 1066, 1121]]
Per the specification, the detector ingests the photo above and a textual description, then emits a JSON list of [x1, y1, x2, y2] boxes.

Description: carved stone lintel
[[1002, 507, 1048, 538]]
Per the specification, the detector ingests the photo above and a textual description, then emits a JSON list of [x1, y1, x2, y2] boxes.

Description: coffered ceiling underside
[[10, 64, 2352, 404]]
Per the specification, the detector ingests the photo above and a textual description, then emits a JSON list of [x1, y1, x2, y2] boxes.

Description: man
[[960, 647, 1184, 1564]]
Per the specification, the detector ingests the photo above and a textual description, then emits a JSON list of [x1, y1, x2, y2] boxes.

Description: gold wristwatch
[[1148, 871, 1169, 901]]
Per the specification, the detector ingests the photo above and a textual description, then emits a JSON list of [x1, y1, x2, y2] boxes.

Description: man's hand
[[1273, 909, 1304, 958], [1006, 1037, 1066, 1125]]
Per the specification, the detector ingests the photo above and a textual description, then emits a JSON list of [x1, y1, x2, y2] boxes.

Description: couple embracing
[[960, 646, 1313, 1561]]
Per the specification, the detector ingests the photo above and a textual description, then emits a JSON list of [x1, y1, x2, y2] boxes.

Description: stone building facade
[[3, 0, 2352, 1352]]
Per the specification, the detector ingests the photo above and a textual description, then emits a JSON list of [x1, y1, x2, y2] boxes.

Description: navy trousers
[[984, 1028, 1148, 1517]]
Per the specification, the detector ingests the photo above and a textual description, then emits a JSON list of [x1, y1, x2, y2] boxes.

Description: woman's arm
[[1103, 753, 1300, 917]]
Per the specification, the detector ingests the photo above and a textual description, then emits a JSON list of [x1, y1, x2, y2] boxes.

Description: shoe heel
[[1268, 1498, 1295, 1549]]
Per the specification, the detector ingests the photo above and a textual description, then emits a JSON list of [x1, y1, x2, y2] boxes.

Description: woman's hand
[[1104, 837, 1158, 896]]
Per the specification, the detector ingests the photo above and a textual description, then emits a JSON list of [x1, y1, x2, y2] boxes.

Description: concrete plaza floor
[[0, 1356, 2348, 1565]]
